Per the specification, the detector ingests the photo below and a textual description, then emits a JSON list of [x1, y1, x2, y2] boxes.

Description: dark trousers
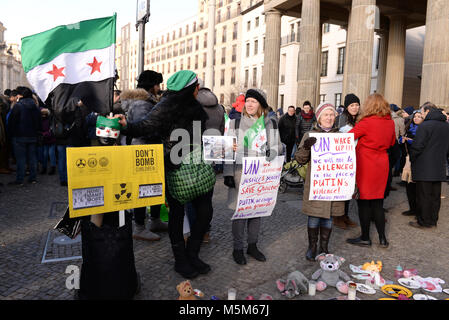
[[285, 142, 295, 163], [405, 182, 417, 213], [167, 190, 214, 244], [416, 181, 441, 227], [357, 199, 385, 241], [134, 205, 162, 226], [14, 137, 37, 183]]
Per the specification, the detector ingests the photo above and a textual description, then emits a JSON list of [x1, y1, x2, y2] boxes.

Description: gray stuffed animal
[[276, 271, 309, 298], [311, 253, 351, 294]]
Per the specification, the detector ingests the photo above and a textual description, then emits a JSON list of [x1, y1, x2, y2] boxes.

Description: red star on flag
[[47, 64, 65, 81], [260, 136, 265, 142], [87, 57, 102, 74]]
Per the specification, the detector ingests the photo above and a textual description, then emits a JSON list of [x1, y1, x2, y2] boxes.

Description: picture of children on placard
[[202, 136, 237, 162]]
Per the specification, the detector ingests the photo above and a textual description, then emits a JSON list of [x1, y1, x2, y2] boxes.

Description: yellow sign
[[67, 145, 165, 218]]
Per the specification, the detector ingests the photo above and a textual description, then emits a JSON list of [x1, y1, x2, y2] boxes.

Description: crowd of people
[[1, 67, 449, 300]]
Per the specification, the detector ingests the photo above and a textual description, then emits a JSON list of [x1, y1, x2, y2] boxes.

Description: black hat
[[137, 70, 163, 90], [344, 93, 360, 109], [245, 89, 269, 109]]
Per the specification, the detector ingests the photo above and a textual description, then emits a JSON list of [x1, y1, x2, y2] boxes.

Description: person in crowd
[[295, 102, 345, 261], [38, 107, 56, 175], [7, 86, 41, 186], [278, 105, 297, 163], [333, 93, 361, 230], [51, 113, 69, 186], [0, 93, 11, 174], [389, 104, 405, 181], [223, 89, 283, 265], [117, 70, 213, 279], [295, 100, 316, 146], [400, 111, 424, 217], [229, 94, 244, 120], [346, 94, 396, 248], [276, 107, 284, 118], [336, 105, 345, 115], [112, 90, 122, 114], [409, 102, 449, 229], [121, 70, 168, 242], [267, 106, 277, 119]]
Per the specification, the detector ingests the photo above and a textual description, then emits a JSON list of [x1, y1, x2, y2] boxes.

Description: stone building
[[0, 22, 28, 93]]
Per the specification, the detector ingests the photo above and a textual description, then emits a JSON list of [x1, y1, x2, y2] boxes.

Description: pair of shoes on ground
[[132, 219, 168, 241], [346, 235, 389, 248], [233, 243, 266, 265], [173, 239, 211, 279], [409, 221, 436, 229]]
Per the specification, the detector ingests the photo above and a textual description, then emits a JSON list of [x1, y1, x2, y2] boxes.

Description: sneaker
[[133, 223, 161, 241], [149, 218, 168, 232]]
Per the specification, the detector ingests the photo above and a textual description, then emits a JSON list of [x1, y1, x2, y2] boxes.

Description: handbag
[[166, 144, 216, 205]]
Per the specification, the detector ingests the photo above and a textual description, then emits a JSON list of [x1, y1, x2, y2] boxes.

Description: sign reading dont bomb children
[[308, 133, 356, 201], [67, 145, 165, 218]]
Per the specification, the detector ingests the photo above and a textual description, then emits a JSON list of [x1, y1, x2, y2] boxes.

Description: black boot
[[319, 226, 332, 254], [186, 238, 211, 274], [171, 241, 199, 279], [232, 249, 247, 265], [48, 166, 56, 175], [306, 227, 319, 261], [247, 243, 266, 262], [379, 234, 389, 248]]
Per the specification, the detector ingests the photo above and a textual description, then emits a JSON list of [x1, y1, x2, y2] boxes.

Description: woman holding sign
[[295, 102, 345, 262], [223, 89, 283, 265], [346, 94, 396, 248]]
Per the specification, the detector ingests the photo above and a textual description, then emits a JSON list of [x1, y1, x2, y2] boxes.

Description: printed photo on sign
[[139, 184, 163, 198], [308, 133, 356, 201], [72, 186, 104, 210], [202, 136, 237, 162]]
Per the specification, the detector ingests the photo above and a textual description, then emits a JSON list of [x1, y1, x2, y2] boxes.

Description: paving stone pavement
[[1, 170, 449, 301]]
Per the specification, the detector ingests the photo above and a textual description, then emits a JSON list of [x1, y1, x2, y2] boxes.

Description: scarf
[[301, 110, 314, 120]]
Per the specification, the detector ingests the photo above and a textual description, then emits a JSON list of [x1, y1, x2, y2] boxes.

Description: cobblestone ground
[[1, 169, 448, 301]]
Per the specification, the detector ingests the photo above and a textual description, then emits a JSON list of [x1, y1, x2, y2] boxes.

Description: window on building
[[174, 61, 177, 72], [255, 17, 259, 28], [168, 46, 172, 59], [244, 69, 249, 87], [237, 3, 241, 14], [162, 48, 166, 60], [219, 0, 223, 8], [180, 41, 186, 55], [217, 10, 221, 23], [247, 21, 251, 31], [195, 55, 198, 69], [222, 26, 227, 42], [180, 59, 184, 70], [323, 23, 330, 33], [167, 62, 170, 73], [187, 39, 193, 53], [297, 22, 301, 41], [179, 28, 182, 37], [220, 94, 225, 104], [231, 67, 236, 84], [252, 67, 257, 87], [337, 47, 345, 75], [227, 7, 231, 20], [335, 93, 342, 107], [376, 39, 381, 70], [186, 25, 189, 35], [221, 69, 225, 86], [320, 94, 326, 103], [290, 24, 295, 42], [195, 36, 199, 51], [233, 22, 238, 40], [246, 43, 250, 57], [254, 39, 258, 55], [321, 51, 328, 77], [173, 31, 176, 40], [162, 64, 165, 74], [213, 71, 215, 86], [232, 45, 237, 62], [280, 94, 284, 109], [173, 44, 178, 57], [214, 30, 216, 45], [203, 53, 207, 67], [230, 93, 236, 105], [222, 47, 226, 64], [193, 22, 197, 32], [204, 33, 207, 48], [187, 57, 191, 69]]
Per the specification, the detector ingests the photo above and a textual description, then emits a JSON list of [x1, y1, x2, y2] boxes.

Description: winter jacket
[[391, 111, 406, 140], [40, 108, 56, 145], [294, 125, 345, 219], [349, 115, 396, 199], [229, 107, 242, 120], [278, 113, 297, 145], [223, 114, 284, 210], [196, 88, 225, 135], [410, 109, 449, 182], [7, 97, 42, 139], [295, 112, 316, 143]]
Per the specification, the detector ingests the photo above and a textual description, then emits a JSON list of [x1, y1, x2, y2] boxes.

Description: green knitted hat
[[167, 70, 198, 92]]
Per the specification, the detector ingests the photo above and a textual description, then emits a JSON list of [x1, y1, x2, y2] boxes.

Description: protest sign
[[202, 136, 237, 162], [308, 133, 356, 201], [232, 156, 284, 220], [67, 145, 165, 218]]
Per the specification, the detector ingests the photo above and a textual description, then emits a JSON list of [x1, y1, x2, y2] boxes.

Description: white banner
[[308, 133, 356, 201], [232, 156, 284, 220]]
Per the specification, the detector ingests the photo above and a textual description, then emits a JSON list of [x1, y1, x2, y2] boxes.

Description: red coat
[[350, 115, 396, 200]]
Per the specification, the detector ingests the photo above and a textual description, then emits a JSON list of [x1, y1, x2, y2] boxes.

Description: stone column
[[297, 0, 320, 108], [344, 0, 376, 104], [262, 9, 282, 109], [1, 62, 7, 91], [376, 30, 389, 96], [420, 0, 449, 108], [384, 15, 406, 106]]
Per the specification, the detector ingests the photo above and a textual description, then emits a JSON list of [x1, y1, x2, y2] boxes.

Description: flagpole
[[136, 0, 151, 77]]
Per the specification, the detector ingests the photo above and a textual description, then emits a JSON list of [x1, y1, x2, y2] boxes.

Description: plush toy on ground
[[177, 280, 197, 300], [311, 254, 351, 294], [276, 271, 309, 298], [350, 261, 386, 288]]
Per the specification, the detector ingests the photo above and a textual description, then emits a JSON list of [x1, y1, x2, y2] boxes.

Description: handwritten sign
[[232, 156, 284, 220], [308, 133, 356, 201]]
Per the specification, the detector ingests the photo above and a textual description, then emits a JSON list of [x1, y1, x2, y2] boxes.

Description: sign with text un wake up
[[308, 133, 356, 201]]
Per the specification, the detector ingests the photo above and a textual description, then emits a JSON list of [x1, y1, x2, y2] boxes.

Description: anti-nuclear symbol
[[76, 159, 86, 168], [114, 183, 132, 201]]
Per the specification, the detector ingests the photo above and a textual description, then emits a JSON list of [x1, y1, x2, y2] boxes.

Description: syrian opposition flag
[[21, 15, 116, 117], [243, 115, 267, 152], [224, 113, 230, 136]]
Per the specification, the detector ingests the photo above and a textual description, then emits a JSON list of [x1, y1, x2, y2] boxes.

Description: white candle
[[348, 283, 357, 300], [228, 288, 236, 300], [308, 281, 317, 296]]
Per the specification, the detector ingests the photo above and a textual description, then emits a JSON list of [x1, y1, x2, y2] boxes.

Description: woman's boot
[[171, 241, 199, 279], [319, 226, 332, 254], [186, 238, 211, 274], [306, 227, 319, 261]]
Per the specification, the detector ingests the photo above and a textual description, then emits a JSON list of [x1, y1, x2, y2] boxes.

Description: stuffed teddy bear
[[311, 253, 351, 294], [276, 271, 309, 298], [177, 280, 197, 300]]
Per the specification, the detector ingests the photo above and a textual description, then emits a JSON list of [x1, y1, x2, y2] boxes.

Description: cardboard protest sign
[[308, 133, 356, 201], [67, 145, 165, 218], [232, 156, 284, 220]]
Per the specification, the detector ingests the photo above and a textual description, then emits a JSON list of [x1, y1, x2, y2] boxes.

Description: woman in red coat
[[346, 94, 396, 248]]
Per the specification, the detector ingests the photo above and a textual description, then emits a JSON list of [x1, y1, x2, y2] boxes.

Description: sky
[[0, 0, 199, 46]]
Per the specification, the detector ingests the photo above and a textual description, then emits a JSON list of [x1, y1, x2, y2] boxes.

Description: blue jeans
[[57, 145, 67, 183], [308, 216, 333, 229], [38, 144, 56, 169], [15, 137, 38, 183]]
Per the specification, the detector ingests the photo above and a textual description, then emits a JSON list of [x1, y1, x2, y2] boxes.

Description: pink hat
[[315, 102, 337, 122]]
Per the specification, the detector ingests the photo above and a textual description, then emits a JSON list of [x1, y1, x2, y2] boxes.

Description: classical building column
[[297, 0, 320, 108], [420, 0, 449, 108], [262, 9, 282, 109], [1, 61, 7, 91], [384, 15, 406, 106], [343, 0, 376, 104], [376, 30, 389, 96]]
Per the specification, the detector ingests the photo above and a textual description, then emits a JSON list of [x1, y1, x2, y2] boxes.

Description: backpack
[[50, 115, 73, 139]]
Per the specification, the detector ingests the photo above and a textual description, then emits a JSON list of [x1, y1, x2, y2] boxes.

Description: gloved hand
[[303, 137, 317, 150], [224, 176, 236, 188]]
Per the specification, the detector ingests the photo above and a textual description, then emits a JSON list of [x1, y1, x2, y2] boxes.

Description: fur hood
[[120, 88, 150, 102]]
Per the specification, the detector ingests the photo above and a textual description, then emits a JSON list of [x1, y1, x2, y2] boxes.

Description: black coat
[[410, 109, 449, 182], [278, 113, 297, 145], [7, 98, 42, 138]]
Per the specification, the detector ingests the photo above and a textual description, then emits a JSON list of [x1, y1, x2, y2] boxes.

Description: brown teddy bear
[[177, 280, 197, 300]]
